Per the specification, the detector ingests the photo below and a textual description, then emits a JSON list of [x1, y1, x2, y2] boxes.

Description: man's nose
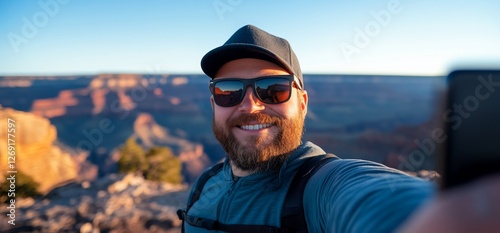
[[238, 86, 265, 113]]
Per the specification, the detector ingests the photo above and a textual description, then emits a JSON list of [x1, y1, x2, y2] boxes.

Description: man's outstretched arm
[[304, 159, 435, 233]]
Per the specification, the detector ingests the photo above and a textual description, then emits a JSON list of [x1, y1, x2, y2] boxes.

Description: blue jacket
[[185, 141, 435, 232]]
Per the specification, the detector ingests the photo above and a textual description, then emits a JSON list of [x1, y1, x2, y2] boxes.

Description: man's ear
[[210, 95, 215, 109], [300, 90, 308, 116]]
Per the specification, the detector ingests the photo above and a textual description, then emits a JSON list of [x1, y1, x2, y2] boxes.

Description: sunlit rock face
[[0, 108, 85, 193]]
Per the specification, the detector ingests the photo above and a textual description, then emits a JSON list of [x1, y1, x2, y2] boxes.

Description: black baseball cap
[[201, 25, 304, 88]]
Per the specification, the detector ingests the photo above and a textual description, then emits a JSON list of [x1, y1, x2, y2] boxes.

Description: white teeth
[[240, 123, 272, 130]]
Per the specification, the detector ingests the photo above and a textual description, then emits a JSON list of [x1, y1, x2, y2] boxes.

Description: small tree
[[117, 137, 148, 174], [117, 137, 183, 184], [145, 147, 182, 184], [0, 170, 40, 203]]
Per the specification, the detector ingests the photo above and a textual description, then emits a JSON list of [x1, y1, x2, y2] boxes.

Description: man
[[179, 25, 435, 232]]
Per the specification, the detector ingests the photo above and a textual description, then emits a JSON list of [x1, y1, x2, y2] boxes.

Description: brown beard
[[212, 109, 305, 173]]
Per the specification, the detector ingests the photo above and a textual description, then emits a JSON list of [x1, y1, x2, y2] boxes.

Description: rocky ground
[[0, 173, 189, 233]]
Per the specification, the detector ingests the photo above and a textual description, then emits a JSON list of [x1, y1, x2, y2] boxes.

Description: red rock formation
[[31, 90, 79, 118], [131, 113, 211, 181]]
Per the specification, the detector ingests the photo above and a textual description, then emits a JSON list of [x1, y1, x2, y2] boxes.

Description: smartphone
[[440, 70, 500, 189]]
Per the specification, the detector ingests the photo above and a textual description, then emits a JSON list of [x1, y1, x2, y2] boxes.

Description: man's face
[[211, 58, 308, 172]]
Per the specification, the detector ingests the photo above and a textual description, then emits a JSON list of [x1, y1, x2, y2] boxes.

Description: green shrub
[[0, 170, 41, 203], [117, 137, 183, 184], [145, 147, 182, 184], [117, 137, 148, 174]]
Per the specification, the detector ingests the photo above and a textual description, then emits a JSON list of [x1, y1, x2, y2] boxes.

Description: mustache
[[227, 113, 282, 128]]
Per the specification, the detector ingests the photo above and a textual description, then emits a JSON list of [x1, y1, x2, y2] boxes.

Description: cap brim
[[201, 44, 294, 78]]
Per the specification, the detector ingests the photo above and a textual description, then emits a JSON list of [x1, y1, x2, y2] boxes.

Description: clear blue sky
[[1, 0, 499, 76]]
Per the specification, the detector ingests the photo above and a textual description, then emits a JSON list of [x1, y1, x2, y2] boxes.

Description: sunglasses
[[209, 75, 302, 107]]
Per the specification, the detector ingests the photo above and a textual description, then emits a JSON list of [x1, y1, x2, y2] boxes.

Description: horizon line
[[0, 71, 446, 77]]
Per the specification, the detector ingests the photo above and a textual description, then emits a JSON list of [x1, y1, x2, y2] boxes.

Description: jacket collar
[[222, 141, 327, 189]]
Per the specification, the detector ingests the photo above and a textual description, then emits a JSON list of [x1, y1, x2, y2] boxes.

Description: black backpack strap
[[281, 153, 339, 233], [177, 162, 224, 232]]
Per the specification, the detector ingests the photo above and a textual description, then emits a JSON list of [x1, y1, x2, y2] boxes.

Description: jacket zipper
[[216, 179, 239, 227]]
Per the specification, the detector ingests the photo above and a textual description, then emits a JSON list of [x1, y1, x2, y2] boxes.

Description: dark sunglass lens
[[255, 78, 291, 104], [213, 80, 244, 107]]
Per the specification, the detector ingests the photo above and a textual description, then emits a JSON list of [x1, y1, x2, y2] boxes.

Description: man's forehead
[[214, 58, 291, 79]]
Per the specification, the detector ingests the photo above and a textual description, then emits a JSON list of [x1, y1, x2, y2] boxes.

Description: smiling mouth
[[238, 123, 273, 131]]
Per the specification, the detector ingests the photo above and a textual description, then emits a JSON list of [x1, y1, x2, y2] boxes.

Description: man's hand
[[398, 174, 500, 233]]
